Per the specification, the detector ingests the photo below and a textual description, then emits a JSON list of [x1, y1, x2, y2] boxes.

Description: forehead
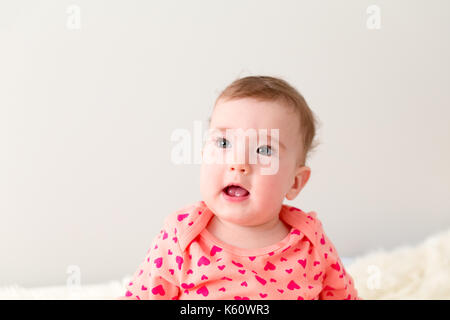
[[210, 97, 299, 143]]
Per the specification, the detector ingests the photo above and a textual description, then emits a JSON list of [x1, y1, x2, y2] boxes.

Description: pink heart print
[[176, 256, 183, 270], [231, 260, 243, 267], [177, 213, 189, 221], [331, 262, 341, 271], [287, 280, 300, 290], [210, 245, 222, 256], [151, 284, 165, 296], [264, 261, 276, 271], [298, 259, 307, 268], [198, 256, 210, 266], [196, 285, 209, 297], [181, 283, 195, 289], [154, 257, 162, 268], [255, 275, 267, 285]]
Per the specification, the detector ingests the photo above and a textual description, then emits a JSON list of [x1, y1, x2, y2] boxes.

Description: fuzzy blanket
[[347, 227, 450, 299], [1, 228, 449, 300]]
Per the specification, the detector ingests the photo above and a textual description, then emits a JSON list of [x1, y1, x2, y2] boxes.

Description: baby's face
[[200, 97, 310, 227]]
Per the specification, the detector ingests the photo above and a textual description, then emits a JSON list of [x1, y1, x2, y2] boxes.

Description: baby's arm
[[314, 220, 361, 300], [117, 221, 182, 300]]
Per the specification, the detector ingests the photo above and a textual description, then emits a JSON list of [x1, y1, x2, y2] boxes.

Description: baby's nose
[[229, 163, 249, 175]]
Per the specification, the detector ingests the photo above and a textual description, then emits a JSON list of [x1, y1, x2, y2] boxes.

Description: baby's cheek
[[200, 164, 221, 194], [201, 144, 227, 165], [254, 154, 279, 174], [254, 176, 285, 199]]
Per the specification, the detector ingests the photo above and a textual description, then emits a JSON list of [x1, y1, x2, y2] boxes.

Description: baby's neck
[[205, 215, 291, 249]]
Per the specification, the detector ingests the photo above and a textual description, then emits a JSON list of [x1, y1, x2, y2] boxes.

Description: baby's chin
[[213, 209, 262, 227], [210, 201, 274, 225]]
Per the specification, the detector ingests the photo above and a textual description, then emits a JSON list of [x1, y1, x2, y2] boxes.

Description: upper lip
[[223, 182, 250, 193]]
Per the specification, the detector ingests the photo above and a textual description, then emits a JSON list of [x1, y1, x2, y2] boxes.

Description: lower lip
[[221, 190, 250, 202]]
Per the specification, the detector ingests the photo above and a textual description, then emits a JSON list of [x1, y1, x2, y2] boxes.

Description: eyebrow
[[213, 127, 286, 150]]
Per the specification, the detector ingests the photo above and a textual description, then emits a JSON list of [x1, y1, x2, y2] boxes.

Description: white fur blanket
[[347, 227, 450, 299], [1, 228, 449, 300]]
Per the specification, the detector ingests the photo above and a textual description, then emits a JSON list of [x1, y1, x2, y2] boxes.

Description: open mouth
[[222, 184, 250, 198]]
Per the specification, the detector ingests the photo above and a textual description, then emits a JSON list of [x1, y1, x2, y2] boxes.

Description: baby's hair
[[210, 75, 321, 167]]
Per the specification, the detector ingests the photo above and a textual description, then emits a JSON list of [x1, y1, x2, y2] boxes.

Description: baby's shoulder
[[162, 200, 211, 252]]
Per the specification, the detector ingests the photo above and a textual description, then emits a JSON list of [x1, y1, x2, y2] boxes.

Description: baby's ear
[[285, 166, 311, 200]]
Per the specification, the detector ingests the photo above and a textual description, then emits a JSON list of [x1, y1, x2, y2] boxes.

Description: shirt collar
[[178, 201, 317, 252]]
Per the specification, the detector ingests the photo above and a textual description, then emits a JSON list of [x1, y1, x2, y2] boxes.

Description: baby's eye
[[257, 145, 272, 156], [215, 137, 231, 149]]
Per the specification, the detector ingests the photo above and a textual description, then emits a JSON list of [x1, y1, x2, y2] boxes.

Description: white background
[[0, 0, 449, 287]]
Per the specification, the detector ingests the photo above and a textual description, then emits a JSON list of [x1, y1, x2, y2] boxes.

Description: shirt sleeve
[[117, 220, 183, 300], [314, 219, 362, 300]]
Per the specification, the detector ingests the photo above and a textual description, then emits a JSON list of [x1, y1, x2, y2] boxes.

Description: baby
[[118, 76, 360, 300]]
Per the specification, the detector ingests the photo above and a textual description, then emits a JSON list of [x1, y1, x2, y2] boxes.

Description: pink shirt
[[118, 201, 360, 300]]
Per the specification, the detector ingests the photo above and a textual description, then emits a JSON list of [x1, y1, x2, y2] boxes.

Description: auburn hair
[[211, 75, 320, 166]]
